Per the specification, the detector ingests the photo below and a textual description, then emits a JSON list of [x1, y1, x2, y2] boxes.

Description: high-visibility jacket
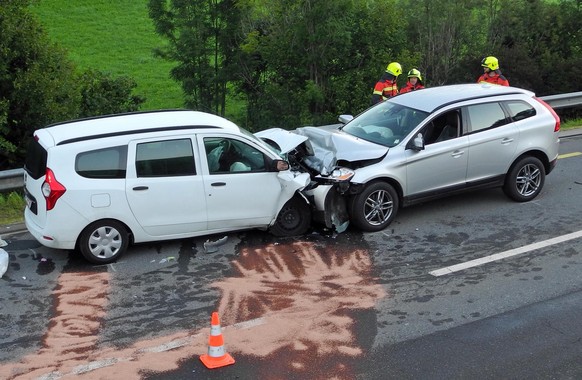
[[371, 72, 398, 104], [399, 81, 425, 94], [477, 71, 509, 86]]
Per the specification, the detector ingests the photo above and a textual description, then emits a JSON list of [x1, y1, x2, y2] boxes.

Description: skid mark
[[0, 241, 384, 379]]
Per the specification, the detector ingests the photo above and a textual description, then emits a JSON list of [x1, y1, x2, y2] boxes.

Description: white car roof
[[390, 84, 535, 113], [35, 110, 240, 147]]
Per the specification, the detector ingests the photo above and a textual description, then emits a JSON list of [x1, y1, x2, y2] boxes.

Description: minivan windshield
[[342, 102, 429, 147]]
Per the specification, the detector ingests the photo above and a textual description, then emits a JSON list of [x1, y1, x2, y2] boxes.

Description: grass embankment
[[0, 192, 26, 226], [31, 0, 184, 111]]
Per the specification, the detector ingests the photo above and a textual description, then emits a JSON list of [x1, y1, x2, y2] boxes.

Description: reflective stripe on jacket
[[371, 72, 398, 104]]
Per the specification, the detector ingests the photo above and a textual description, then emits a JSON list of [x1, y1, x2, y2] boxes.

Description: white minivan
[[23, 110, 350, 264]]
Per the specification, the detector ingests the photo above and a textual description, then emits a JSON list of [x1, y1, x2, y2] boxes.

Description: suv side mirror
[[338, 114, 354, 124], [409, 133, 425, 151]]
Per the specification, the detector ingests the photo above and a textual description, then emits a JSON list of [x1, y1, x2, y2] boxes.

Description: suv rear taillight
[[41, 168, 66, 211], [535, 97, 561, 132]]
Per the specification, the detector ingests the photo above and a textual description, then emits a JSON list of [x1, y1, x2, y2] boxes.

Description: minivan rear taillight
[[535, 97, 561, 132], [41, 168, 66, 211]]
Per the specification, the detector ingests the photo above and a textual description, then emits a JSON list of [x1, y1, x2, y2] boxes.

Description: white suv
[[23, 110, 346, 264]]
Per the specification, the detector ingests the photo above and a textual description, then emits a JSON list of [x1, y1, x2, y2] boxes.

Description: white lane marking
[[430, 230, 582, 277]]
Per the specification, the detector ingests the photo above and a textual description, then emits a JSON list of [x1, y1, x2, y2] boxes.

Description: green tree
[[238, 0, 405, 130], [398, 0, 490, 86], [0, 0, 80, 169], [78, 69, 145, 118], [148, 0, 242, 115], [491, 0, 582, 95]]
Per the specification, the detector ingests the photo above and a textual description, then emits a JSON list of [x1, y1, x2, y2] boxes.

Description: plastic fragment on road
[[204, 236, 228, 254], [0, 237, 7, 247], [0, 248, 8, 278]]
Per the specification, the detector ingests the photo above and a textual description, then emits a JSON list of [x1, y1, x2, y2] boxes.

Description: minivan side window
[[505, 100, 536, 121], [204, 137, 267, 174], [466, 102, 509, 133], [76, 146, 128, 179], [136, 138, 195, 177]]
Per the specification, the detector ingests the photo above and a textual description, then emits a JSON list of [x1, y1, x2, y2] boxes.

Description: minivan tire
[[349, 181, 399, 232], [269, 196, 312, 237], [78, 219, 129, 264], [503, 156, 545, 202]]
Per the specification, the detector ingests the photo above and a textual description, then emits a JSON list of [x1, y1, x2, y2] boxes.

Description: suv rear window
[[24, 139, 48, 180], [505, 100, 536, 121], [76, 146, 128, 179]]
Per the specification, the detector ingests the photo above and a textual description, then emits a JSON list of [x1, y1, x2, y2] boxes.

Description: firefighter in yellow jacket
[[371, 62, 402, 105]]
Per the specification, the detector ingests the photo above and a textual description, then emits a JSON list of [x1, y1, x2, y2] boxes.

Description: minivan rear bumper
[[25, 209, 78, 250]]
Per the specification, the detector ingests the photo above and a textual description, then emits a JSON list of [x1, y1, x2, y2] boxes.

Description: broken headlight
[[316, 167, 354, 182]]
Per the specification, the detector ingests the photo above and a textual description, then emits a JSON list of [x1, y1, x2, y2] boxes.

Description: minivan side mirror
[[338, 114, 354, 124], [274, 159, 290, 171]]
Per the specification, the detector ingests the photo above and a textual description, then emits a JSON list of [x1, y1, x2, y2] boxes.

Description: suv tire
[[79, 220, 129, 264], [503, 156, 545, 202], [349, 181, 399, 231]]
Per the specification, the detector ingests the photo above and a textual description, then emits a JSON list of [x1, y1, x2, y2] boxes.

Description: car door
[[199, 135, 285, 231], [126, 137, 208, 236], [405, 110, 469, 197], [464, 102, 519, 183]]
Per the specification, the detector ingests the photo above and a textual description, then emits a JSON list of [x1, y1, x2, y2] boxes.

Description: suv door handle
[[451, 150, 465, 158], [211, 182, 226, 187], [501, 137, 514, 144], [133, 186, 149, 191]]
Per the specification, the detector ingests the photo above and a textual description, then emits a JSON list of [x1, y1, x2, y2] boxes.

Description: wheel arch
[[510, 149, 552, 174], [352, 176, 404, 206]]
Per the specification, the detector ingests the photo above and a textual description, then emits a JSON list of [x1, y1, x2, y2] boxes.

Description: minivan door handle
[[211, 182, 226, 187], [133, 186, 149, 191]]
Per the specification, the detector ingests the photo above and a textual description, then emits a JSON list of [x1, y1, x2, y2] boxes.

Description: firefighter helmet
[[481, 56, 499, 71], [407, 68, 422, 81], [386, 62, 402, 76]]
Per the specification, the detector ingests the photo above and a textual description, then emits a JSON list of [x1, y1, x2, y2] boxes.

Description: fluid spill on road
[[0, 240, 385, 379]]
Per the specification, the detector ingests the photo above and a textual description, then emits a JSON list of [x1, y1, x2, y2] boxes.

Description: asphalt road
[[0, 132, 581, 380]]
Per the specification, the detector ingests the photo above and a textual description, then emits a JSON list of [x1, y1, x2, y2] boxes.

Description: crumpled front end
[[257, 125, 387, 233]]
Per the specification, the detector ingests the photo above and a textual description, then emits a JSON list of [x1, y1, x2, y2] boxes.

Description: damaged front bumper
[[304, 184, 350, 233]]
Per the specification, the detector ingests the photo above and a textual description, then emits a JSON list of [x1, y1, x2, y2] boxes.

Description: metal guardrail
[[0, 168, 24, 193], [1, 91, 581, 193], [540, 91, 582, 109]]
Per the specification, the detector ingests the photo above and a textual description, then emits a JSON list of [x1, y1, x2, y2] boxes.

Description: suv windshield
[[342, 102, 429, 147]]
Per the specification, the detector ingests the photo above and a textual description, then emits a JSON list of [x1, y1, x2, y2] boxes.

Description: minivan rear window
[[24, 139, 48, 180], [76, 146, 128, 179]]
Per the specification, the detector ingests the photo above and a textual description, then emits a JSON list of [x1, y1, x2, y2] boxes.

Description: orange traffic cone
[[200, 312, 235, 369]]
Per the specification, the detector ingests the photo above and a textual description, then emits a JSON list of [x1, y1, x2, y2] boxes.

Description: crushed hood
[[256, 124, 388, 175]]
